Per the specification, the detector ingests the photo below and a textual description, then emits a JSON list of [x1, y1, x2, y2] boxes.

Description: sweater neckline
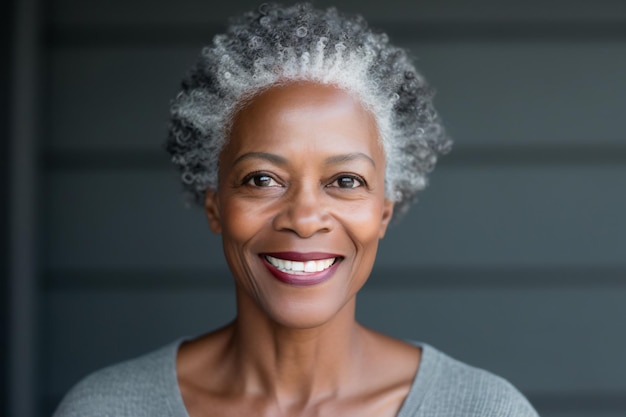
[[167, 338, 436, 417]]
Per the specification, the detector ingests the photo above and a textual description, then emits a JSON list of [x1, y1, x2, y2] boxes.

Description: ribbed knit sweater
[[53, 340, 538, 416]]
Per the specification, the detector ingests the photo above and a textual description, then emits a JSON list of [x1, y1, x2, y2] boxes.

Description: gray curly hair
[[166, 2, 451, 216]]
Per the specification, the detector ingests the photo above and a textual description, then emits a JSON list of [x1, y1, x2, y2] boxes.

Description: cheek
[[340, 199, 386, 248], [219, 199, 259, 245], [219, 196, 279, 250]]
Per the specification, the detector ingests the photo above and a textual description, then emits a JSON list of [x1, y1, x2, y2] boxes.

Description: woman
[[54, 3, 538, 416]]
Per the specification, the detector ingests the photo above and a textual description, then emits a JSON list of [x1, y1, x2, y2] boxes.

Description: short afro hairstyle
[[166, 2, 451, 216]]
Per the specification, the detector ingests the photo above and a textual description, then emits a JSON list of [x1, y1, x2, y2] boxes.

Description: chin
[[267, 302, 348, 329], [238, 286, 357, 330]]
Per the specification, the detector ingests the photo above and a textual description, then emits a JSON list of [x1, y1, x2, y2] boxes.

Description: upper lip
[[260, 252, 343, 261]]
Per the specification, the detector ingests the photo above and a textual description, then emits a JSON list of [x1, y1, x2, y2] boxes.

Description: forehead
[[228, 81, 382, 154]]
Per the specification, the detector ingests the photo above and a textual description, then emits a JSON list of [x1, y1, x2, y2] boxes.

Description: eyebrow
[[325, 152, 376, 168], [232, 151, 376, 168], [233, 152, 288, 166]]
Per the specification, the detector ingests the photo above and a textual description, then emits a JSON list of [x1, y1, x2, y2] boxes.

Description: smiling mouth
[[264, 255, 338, 274]]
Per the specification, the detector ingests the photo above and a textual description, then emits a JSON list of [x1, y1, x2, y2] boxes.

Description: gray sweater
[[53, 340, 538, 416]]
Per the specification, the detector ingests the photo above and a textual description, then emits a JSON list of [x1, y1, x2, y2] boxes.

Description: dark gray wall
[[7, 0, 626, 416], [9, 0, 43, 416], [2, 0, 15, 414]]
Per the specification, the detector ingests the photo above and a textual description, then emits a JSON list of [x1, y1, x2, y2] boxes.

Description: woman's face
[[205, 82, 394, 329]]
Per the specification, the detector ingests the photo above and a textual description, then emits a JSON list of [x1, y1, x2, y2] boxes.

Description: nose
[[272, 182, 332, 238]]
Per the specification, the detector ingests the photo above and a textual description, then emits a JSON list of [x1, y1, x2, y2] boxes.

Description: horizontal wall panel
[[46, 22, 626, 49], [43, 166, 626, 269], [48, 0, 626, 26], [46, 42, 626, 151], [42, 286, 626, 410], [45, 47, 195, 152], [42, 171, 227, 270], [381, 164, 626, 268], [410, 42, 626, 148]]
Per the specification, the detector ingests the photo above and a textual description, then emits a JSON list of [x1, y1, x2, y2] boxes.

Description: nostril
[[272, 195, 332, 237]]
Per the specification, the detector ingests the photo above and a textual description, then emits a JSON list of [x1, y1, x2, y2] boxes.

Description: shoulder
[[53, 341, 183, 417], [406, 344, 539, 417]]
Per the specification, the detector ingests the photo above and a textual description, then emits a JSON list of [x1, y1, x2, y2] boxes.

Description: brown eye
[[330, 175, 364, 189], [244, 173, 280, 187]]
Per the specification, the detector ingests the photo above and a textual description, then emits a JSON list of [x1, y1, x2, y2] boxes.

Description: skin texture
[[177, 82, 421, 417]]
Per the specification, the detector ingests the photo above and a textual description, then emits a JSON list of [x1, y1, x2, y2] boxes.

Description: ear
[[204, 189, 222, 234], [378, 199, 394, 239]]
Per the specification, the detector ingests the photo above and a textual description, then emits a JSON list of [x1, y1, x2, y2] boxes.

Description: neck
[[224, 287, 365, 405]]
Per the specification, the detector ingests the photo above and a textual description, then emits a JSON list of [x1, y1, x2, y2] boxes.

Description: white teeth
[[265, 255, 336, 274], [304, 261, 317, 272]]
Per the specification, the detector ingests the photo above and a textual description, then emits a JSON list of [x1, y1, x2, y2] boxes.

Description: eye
[[328, 175, 365, 189], [243, 172, 281, 187]]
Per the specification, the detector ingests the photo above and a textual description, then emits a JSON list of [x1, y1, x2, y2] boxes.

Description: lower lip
[[261, 256, 341, 287]]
